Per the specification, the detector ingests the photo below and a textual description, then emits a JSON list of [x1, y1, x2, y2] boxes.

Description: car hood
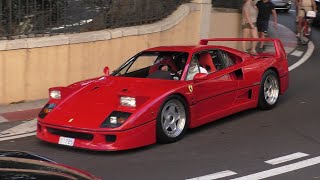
[[44, 76, 185, 130]]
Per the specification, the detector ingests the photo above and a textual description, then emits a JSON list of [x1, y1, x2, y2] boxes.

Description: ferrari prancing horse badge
[[188, 85, 193, 93]]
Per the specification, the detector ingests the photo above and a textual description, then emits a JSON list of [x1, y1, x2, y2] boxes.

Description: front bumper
[[37, 120, 156, 151]]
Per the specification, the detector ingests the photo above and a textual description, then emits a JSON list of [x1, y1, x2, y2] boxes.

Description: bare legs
[[242, 27, 258, 53], [251, 27, 258, 53], [297, 16, 303, 36], [258, 31, 265, 49]]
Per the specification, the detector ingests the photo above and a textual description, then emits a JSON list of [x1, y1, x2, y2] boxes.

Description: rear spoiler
[[199, 38, 286, 59]]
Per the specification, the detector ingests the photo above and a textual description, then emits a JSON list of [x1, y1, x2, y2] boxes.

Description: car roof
[[144, 45, 199, 52], [144, 45, 242, 54]]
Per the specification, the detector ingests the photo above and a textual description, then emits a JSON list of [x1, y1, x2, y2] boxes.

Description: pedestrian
[[296, 0, 317, 37], [256, 0, 278, 52], [241, 0, 259, 54]]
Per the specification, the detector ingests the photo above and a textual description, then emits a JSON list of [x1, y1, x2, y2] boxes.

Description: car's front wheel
[[258, 70, 280, 110], [156, 95, 188, 144]]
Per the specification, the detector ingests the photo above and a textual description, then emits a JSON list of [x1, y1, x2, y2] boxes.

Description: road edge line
[[0, 132, 36, 142], [289, 41, 314, 71]]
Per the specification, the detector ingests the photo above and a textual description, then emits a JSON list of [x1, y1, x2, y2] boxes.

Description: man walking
[[256, 0, 278, 52]]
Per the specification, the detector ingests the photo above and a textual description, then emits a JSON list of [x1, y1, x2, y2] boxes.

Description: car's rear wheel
[[258, 70, 280, 110], [156, 95, 188, 144]]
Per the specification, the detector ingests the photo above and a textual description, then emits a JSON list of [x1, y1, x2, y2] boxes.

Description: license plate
[[58, 137, 75, 146]]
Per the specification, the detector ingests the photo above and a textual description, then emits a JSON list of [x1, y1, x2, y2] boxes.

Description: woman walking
[[241, 0, 259, 54]]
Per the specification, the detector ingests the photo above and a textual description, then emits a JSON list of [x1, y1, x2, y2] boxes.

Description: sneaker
[[296, 33, 300, 38]]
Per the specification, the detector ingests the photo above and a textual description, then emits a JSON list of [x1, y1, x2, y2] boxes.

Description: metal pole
[[6, 0, 12, 39], [0, 1, 2, 26]]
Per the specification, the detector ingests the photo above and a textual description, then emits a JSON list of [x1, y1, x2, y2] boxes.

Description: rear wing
[[199, 38, 287, 59]]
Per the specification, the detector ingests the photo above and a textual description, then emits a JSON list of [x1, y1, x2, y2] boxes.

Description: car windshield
[[111, 51, 189, 80]]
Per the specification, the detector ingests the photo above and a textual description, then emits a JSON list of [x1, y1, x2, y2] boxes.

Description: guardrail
[[212, 0, 242, 9], [0, 0, 189, 40]]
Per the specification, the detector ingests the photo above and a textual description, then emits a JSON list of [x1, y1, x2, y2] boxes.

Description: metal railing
[[0, 0, 189, 40], [212, 0, 242, 9]]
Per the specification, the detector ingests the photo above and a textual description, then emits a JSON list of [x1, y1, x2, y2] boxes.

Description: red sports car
[[37, 38, 289, 151]]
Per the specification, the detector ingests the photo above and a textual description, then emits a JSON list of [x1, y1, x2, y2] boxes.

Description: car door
[[189, 50, 239, 126]]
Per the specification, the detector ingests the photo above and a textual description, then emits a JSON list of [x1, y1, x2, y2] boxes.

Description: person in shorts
[[296, 0, 317, 37], [241, 0, 259, 54], [256, 0, 277, 52]]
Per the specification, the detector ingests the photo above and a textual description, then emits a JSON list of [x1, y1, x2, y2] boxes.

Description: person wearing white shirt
[[186, 57, 208, 81]]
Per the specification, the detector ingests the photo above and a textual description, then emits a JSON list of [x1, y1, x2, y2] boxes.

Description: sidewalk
[[267, 22, 297, 55], [0, 22, 299, 124], [0, 99, 47, 123]]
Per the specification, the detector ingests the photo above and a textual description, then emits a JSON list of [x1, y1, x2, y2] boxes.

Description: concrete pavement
[[0, 22, 302, 124]]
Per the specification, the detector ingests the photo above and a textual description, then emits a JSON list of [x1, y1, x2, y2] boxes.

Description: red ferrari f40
[[37, 38, 289, 151]]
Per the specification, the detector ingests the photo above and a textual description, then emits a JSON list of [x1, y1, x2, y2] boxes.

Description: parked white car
[[271, 0, 292, 12]]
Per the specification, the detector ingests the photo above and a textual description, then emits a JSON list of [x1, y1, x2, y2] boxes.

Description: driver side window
[[186, 52, 209, 80]]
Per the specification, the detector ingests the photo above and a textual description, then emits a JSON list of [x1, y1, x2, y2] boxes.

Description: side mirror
[[103, 66, 110, 76], [193, 73, 208, 82]]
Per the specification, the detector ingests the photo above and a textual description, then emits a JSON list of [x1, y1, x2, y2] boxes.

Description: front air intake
[[47, 128, 93, 141]]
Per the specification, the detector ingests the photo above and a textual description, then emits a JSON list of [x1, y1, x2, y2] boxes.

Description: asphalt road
[[1, 8, 320, 180]]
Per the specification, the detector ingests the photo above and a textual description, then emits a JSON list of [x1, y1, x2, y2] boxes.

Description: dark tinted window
[[208, 50, 225, 70], [219, 50, 235, 68]]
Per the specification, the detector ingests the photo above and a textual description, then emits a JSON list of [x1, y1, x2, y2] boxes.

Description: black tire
[[258, 70, 280, 110], [156, 95, 188, 144]]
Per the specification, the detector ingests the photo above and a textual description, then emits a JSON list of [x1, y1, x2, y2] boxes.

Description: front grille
[[47, 128, 94, 141]]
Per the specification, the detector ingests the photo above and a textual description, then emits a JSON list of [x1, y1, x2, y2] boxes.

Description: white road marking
[[0, 119, 37, 141], [231, 156, 320, 180], [290, 50, 304, 57], [265, 152, 309, 165], [289, 41, 314, 71], [186, 170, 237, 180], [0, 132, 36, 141]]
